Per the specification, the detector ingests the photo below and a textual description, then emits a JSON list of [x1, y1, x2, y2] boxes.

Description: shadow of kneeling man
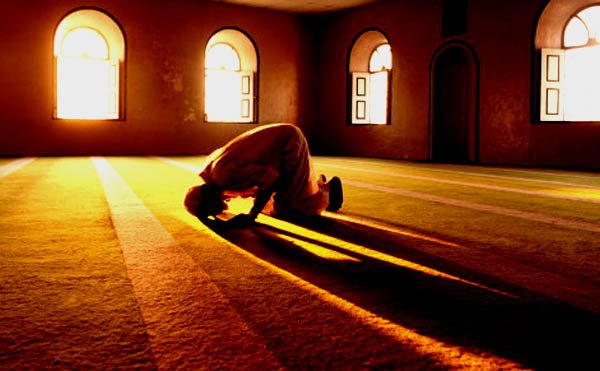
[[200, 212, 600, 370]]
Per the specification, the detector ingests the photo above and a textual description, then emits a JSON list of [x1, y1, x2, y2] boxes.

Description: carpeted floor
[[1, 156, 599, 369]]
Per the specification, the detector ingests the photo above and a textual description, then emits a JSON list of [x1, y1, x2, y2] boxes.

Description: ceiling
[[208, 0, 380, 14]]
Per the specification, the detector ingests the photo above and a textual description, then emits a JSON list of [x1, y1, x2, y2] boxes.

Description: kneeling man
[[184, 123, 342, 226]]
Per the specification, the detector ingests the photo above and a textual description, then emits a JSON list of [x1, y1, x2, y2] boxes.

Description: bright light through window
[[562, 6, 600, 121], [61, 27, 108, 58], [205, 43, 240, 70], [369, 44, 391, 124], [56, 27, 118, 120], [350, 31, 391, 125], [205, 70, 244, 122], [370, 71, 388, 124], [564, 17, 589, 47], [369, 44, 392, 72], [565, 46, 600, 120], [577, 6, 600, 42], [204, 41, 253, 122]]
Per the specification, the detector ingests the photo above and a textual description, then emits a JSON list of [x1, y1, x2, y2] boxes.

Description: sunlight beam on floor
[[324, 212, 461, 248], [92, 157, 282, 370], [256, 214, 518, 299], [0, 157, 36, 178], [176, 212, 523, 369], [272, 231, 362, 262]]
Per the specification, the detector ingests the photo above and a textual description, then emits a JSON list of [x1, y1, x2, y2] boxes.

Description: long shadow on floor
[[203, 212, 599, 370]]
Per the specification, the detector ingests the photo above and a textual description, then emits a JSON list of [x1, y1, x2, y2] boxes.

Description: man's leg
[[272, 128, 327, 215]]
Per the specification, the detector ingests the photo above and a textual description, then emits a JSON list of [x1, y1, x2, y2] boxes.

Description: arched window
[[540, 5, 600, 121], [204, 29, 257, 123], [54, 9, 124, 120], [349, 30, 392, 124]]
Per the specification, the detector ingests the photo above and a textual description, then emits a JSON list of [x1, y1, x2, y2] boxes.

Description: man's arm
[[249, 188, 273, 219]]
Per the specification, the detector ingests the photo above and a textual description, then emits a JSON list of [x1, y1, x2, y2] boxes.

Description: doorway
[[430, 44, 478, 163]]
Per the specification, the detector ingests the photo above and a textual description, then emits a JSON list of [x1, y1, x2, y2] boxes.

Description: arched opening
[[536, 1, 600, 121], [430, 44, 478, 163], [54, 9, 125, 120], [204, 28, 257, 123], [348, 29, 391, 125]]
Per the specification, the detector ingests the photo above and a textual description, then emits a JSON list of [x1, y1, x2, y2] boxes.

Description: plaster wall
[[0, 0, 316, 155], [314, 0, 600, 168], [2, 0, 599, 168]]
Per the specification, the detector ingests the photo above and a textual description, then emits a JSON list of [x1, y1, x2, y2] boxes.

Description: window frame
[[203, 28, 258, 124], [347, 29, 392, 126], [538, 4, 600, 123], [52, 8, 126, 121]]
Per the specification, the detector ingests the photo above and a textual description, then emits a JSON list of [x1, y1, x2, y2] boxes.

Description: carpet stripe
[[92, 157, 281, 370], [329, 158, 600, 189], [501, 167, 600, 181], [0, 157, 35, 178], [343, 179, 600, 234], [318, 162, 600, 204], [423, 167, 600, 189]]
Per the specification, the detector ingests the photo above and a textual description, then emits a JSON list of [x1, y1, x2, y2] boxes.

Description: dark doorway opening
[[431, 45, 478, 163]]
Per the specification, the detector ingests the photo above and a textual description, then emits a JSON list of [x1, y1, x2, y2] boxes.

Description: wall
[[314, 0, 600, 169], [530, 0, 600, 169], [0, 0, 316, 155], [2, 0, 599, 168], [313, 1, 440, 160]]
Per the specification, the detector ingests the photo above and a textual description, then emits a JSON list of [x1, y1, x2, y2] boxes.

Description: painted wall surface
[[315, 0, 600, 169], [314, 1, 439, 160], [1, 0, 599, 168], [0, 0, 316, 155]]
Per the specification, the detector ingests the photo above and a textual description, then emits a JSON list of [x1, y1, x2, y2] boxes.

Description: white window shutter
[[107, 59, 119, 118], [540, 48, 565, 121], [239, 71, 254, 122], [369, 70, 389, 124], [351, 72, 370, 124]]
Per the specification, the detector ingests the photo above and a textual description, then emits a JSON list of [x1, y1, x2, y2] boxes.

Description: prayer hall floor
[[1, 156, 599, 369]]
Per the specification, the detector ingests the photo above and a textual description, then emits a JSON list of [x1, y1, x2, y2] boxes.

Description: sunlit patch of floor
[[92, 157, 282, 370], [0, 157, 154, 369], [0, 157, 35, 178]]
